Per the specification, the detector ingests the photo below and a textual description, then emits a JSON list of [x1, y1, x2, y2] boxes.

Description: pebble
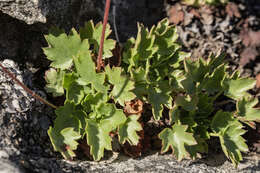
[[0, 159, 24, 173], [0, 150, 9, 159]]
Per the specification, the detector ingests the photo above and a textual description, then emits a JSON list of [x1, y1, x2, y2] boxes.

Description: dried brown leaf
[[189, 9, 201, 18], [249, 31, 260, 47], [256, 73, 260, 89], [226, 2, 241, 18], [124, 99, 143, 115], [240, 29, 260, 47], [239, 47, 258, 66], [168, 4, 185, 25]]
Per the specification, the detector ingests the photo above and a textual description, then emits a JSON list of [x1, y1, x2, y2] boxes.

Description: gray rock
[[0, 150, 9, 159], [0, 0, 46, 24], [0, 0, 97, 25], [0, 159, 24, 173], [0, 60, 31, 114]]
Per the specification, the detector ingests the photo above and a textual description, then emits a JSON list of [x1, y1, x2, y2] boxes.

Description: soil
[[1, 0, 260, 172]]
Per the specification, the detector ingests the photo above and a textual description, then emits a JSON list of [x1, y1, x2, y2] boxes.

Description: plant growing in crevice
[[43, 22, 142, 160], [0, 0, 258, 167], [122, 18, 259, 166]]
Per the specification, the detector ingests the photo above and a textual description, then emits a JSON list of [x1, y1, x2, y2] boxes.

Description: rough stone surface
[[0, 0, 46, 24], [0, 0, 97, 25], [0, 159, 24, 173]]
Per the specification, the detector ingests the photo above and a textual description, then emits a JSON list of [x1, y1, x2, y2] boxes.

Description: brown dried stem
[[0, 63, 57, 109], [97, 0, 111, 72]]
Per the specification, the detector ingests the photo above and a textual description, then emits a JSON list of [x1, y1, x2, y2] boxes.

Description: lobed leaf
[[48, 127, 81, 159], [211, 111, 248, 167], [99, 104, 127, 132], [85, 120, 112, 161], [118, 115, 142, 145], [44, 68, 65, 97], [158, 124, 197, 161], [43, 28, 89, 70], [223, 78, 255, 100], [63, 73, 85, 104], [237, 97, 260, 122], [148, 86, 172, 120], [74, 50, 108, 93], [105, 66, 136, 106], [48, 102, 85, 159], [80, 20, 116, 59]]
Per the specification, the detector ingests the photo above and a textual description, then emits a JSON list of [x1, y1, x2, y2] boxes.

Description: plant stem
[[0, 63, 57, 109], [209, 133, 219, 137], [97, 0, 111, 72]]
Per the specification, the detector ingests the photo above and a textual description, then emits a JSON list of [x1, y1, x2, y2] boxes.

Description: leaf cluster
[[122, 18, 258, 167], [43, 21, 141, 161], [43, 18, 259, 167]]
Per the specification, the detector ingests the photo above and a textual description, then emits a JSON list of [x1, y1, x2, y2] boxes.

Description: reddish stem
[[97, 0, 111, 72], [0, 63, 57, 109]]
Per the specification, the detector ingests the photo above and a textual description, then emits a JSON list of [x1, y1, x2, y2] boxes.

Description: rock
[[0, 159, 24, 173], [0, 150, 9, 159], [0, 0, 97, 25], [0, 60, 31, 114], [0, 0, 46, 24]]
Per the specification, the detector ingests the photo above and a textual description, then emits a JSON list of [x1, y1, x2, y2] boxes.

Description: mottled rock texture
[[0, 0, 98, 25]]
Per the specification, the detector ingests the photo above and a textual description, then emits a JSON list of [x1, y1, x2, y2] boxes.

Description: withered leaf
[[256, 73, 260, 89], [168, 4, 185, 25], [226, 2, 241, 18], [124, 99, 143, 115], [240, 29, 260, 47], [240, 47, 258, 66]]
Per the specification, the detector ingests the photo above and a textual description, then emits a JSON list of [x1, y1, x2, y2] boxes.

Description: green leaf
[[152, 28, 180, 67], [48, 127, 81, 159], [201, 64, 226, 94], [99, 104, 127, 132], [61, 128, 82, 150], [169, 106, 181, 125], [158, 124, 197, 161], [80, 20, 116, 59], [180, 76, 196, 95], [85, 120, 112, 161], [127, 23, 156, 69], [211, 111, 234, 134], [186, 137, 208, 159], [54, 102, 81, 132], [207, 53, 226, 73], [219, 123, 248, 167], [237, 97, 260, 122], [105, 66, 136, 106], [223, 78, 255, 100], [184, 58, 208, 83], [196, 93, 214, 118], [44, 68, 65, 97], [63, 73, 85, 104], [175, 95, 198, 112], [118, 115, 142, 145], [148, 86, 172, 120], [82, 92, 108, 113], [211, 111, 248, 167], [48, 102, 84, 160], [74, 50, 108, 93], [43, 28, 89, 70]]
